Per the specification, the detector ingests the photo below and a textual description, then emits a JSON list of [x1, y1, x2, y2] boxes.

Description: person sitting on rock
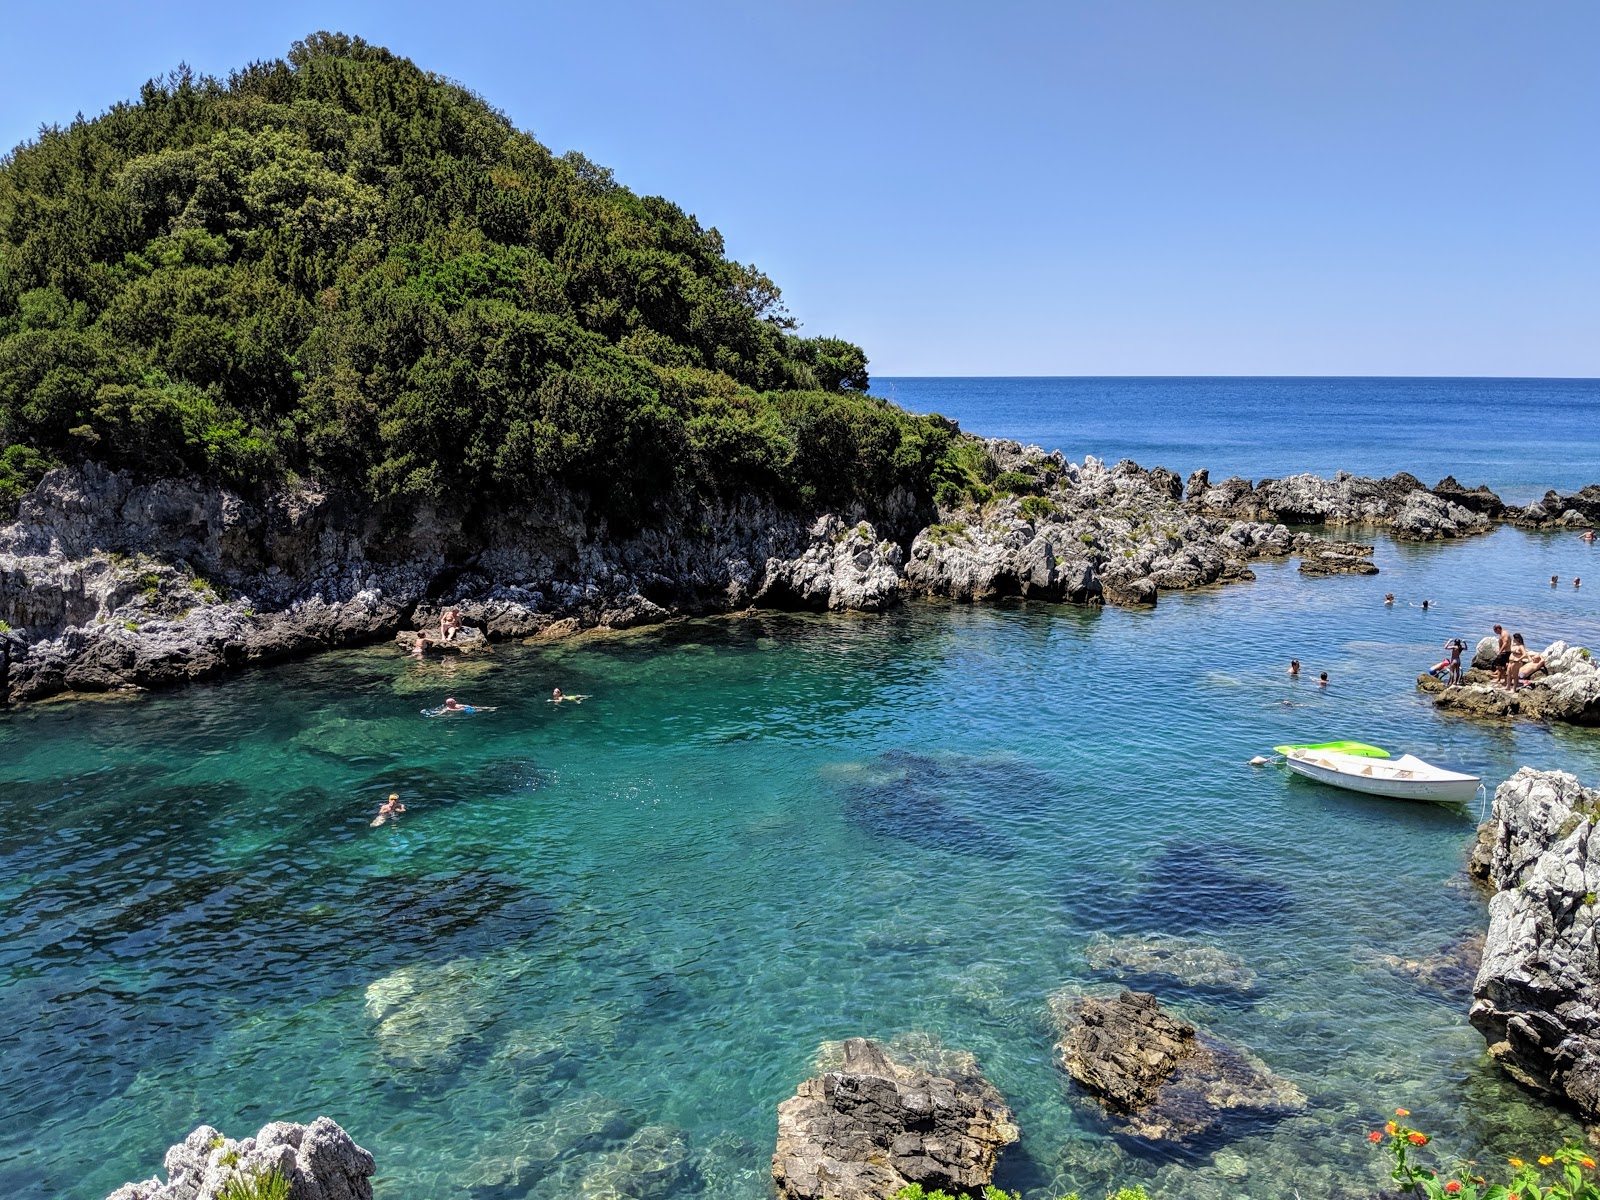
[[1518, 652, 1548, 685], [439, 608, 464, 643]]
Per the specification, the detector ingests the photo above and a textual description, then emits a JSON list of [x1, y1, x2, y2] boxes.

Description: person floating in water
[[371, 792, 406, 827], [1384, 593, 1395, 605], [1420, 599, 1431, 610], [439, 608, 464, 643], [439, 696, 496, 714], [1552, 575, 1560, 587], [1318, 672, 1329, 687], [1582, 529, 1596, 543], [1577, 577, 1583, 589], [1288, 659, 1300, 677], [548, 687, 588, 704], [411, 631, 430, 658]]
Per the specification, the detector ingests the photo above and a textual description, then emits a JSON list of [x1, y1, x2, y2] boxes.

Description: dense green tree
[[0, 32, 954, 523]]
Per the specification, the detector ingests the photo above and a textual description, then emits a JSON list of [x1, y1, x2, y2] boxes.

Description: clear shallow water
[[5, 529, 1600, 1199], [876, 377, 1600, 504]]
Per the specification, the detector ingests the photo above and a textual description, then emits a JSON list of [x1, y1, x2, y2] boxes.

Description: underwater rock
[[576, 1124, 701, 1200], [838, 749, 1043, 860], [364, 957, 511, 1071], [1471, 767, 1600, 1119], [1084, 933, 1259, 994], [1077, 843, 1294, 934], [772, 1036, 1018, 1200], [1372, 933, 1485, 1002], [106, 1116, 374, 1200], [1049, 989, 1305, 1143]]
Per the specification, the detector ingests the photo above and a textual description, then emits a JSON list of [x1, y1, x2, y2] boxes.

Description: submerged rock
[[1084, 933, 1259, 994], [1372, 933, 1485, 1002], [771, 1036, 1018, 1200], [1471, 768, 1600, 1118], [106, 1116, 374, 1200], [1049, 989, 1305, 1142]]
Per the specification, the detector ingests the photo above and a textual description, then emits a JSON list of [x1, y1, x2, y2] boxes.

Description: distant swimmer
[[1384, 593, 1395, 605], [411, 631, 430, 658], [423, 696, 498, 716], [1318, 672, 1329, 687], [549, 687, 588, 704], [1577, 577, 1583, 589], [1288, 659, 1300, 677], [1582, 530, 1596, 543], [371, 792, 406, 827], [1420, 599, 1431, 611], [1552, 575, 1561, 588]]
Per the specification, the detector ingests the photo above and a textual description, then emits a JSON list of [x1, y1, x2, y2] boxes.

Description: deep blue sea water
[[4, 379, 1600, 1200], [877, 377, 1600, 504]]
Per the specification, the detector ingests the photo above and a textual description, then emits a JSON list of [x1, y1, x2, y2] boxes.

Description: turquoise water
[[5, 525, 1600, 1199], [877, 377, 1600, 504]]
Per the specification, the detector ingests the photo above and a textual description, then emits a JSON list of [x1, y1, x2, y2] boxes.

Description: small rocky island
[[107, 1117, 373, 1200], [1418, 638, 1600, 727]]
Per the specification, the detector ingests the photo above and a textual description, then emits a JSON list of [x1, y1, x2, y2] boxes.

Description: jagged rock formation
[[1293, 534, 1378, 575], [1050, 989, 1304, 1142], [106, 1117, 374, 1200], [1506, 485, 1600, 531], [1418, 639, 1600, 727], [771, 1037, 1018, 1200], [1471, 768, 1600, 1118], [1187, 469, 1490, 539]]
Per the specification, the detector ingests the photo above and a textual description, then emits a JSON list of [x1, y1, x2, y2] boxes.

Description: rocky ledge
[[1418, 637, 1600, 727], [1049, 988, 1305, 1142], [107, 1117, 374, 1200], [771, 1037, 1018, 1200], [1470, 768, 1600, 1118], [3, 444, 1583, 706]]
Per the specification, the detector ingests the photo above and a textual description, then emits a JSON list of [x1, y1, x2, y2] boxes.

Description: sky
[[2, 1, 1596, 377]]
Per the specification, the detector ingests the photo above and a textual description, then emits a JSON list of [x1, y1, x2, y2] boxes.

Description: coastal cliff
[[1471, 768, 1600, 1118]]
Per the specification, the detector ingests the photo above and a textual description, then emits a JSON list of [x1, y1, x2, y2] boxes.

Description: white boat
[[1281, 747, 1481, 804]]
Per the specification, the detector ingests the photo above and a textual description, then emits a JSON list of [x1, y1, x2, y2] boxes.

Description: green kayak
[[1273, 740, 1391, 759]]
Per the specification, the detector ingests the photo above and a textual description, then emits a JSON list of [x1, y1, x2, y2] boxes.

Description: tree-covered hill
[[0, 32, 960, 521]]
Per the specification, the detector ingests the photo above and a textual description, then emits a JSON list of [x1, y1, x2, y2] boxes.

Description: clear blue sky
[[3, 1, 1596, 376]]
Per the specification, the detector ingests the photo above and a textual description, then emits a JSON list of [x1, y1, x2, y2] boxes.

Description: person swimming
[[1552, 575, 1560, 587], [1288, 660, 1300, 677], [548, 687, 589, 704], [371, 792, 406, 827], [426, 696, 497, 716], [1384, 593, 1395, 605], [411, 631, 430, 658], [1420, 599, 1430, 610], [1582, 530, 1596, 543], [1318, 672, 1329, 687]]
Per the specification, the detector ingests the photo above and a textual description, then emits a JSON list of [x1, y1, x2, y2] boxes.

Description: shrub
[[1371, 1108, 1600, 1199], [993, 470, 1039, 496], [218, 1168, 290, 1200], [1020, 495, 1060, 522]]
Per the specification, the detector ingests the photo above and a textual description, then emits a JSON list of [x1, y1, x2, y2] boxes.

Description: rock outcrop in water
[[1084, 933, 1260, 994], [107, 1117, 374, 1200], [1470, 768, 1600, 1118], [1418, 639, 1600, 727], [1049, 989, 1305, 1142], [3, 445, 1588, 706], [771, 1037, 1018, 1200]]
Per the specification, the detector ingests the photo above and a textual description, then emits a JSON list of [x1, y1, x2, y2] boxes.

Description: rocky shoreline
[[4, 441, 1591, 707]]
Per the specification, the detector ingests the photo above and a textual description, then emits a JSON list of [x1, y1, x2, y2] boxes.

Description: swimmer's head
[[388, 793, 399, 802]]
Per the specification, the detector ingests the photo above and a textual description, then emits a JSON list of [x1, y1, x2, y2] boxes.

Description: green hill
[[0, 32, 960, 522]]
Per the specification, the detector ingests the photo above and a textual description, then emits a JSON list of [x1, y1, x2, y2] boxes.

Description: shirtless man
[[1490, 625, 1513, 687], [372, 792, 405, 827]]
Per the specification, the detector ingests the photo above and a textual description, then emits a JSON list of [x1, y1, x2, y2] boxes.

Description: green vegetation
[[218, 1167, 290, 1200], [1374, 1110, 1600, 1199], [893, 1183, 1146, 1200], [0, 32, 958, 524], [1019, 495, 1060, 522]]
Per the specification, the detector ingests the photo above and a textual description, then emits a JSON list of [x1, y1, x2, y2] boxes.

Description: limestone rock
[[1391, 490, 1490, 541], [1049, 989, 1304, 1142], [1084, 933, 1259, 994], [757, 517, 905, 612], [393, 625, 489, 654], [1432, 476, 1505, 518], [1424, 641, 1600, 727], [1471, 768, 1600, 1117], [105, 1117, 374, 1200], [771, 1036, 1018, 1200], [1293, 535, 1378, 575]]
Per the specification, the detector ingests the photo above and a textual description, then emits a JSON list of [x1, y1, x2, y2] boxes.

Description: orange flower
[[1368, 1131, 1384, 1143], [1539, 1156, 1555, 1166], [1386, 1121, 1400, 1136], [1509, 1158, 1525, 1169], [1583, 1157, 1597, 1170], [1444, 1183, 1462, 1195], [1409, 1132, 1429, 1146], [1396, 1108, 1411, 1117]]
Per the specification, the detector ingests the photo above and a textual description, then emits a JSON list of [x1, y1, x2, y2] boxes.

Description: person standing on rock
[[1448, 639, 1465, 685], [1491, 625, 1513, 686], [1505, 634, 1527, 688]]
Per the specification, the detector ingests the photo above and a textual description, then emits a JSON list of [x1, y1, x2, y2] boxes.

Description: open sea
[[3, 378, 1600, 1200]]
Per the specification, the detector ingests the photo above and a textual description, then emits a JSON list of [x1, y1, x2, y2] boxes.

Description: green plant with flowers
[[1371, 1109, 1600, 1200]]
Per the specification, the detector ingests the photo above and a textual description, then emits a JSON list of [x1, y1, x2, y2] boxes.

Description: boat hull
[[1283, 756, 1480, 804]]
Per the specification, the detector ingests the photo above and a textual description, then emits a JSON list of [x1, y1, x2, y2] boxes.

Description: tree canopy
[[0, 32, 952, 521]]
